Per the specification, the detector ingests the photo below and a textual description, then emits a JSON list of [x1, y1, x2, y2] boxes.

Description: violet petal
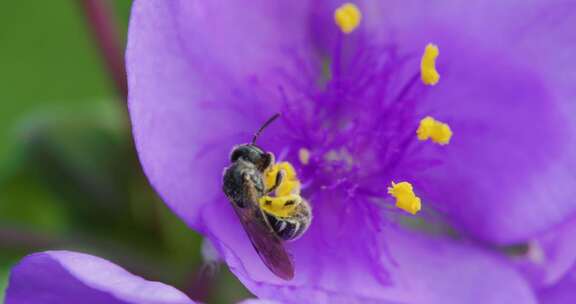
[[127, 0, 320, 231], [538, 265, 576, 304], [5, 251, 194, 304], [228, 230, 537, 303], [366, 0, 576, 243], [514, 215, 576, 288]]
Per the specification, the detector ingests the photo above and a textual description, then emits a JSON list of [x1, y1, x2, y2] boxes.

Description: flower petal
[[367, 0, 576, 243], [537, 265, 576, 304], [127, 0, 321, 230], [514, 215, 576, 288], [238, 300, 281, 304], [203, 189, 536, 303], [221, 227, 537, 303], [5, 251, 194, 304]]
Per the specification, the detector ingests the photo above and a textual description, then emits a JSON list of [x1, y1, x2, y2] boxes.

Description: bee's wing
[[231, 200, 295, 280]]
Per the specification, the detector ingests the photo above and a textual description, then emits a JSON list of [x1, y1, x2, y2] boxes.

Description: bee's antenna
[[252, 113, 280, 145]]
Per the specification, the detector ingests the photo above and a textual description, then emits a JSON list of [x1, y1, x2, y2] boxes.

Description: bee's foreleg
[[266, 169, 285, 194]]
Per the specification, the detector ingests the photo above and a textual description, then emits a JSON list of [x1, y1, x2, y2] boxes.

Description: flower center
[[275, 3, 452, 216]]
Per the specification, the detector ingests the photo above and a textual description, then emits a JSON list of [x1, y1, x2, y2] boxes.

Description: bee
[[222, 114, 312, 280]]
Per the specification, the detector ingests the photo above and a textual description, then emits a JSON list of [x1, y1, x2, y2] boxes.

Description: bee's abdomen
[[264, 202, 311, 241], [265, 214, 299, 241]]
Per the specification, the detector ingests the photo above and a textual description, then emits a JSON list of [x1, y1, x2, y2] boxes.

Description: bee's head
[[230, 144, 273, 171], [230, 113, 279, 171]]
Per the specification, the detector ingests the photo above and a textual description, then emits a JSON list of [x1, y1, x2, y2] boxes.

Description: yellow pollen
[[298, 148, 311, 165], [259, 194, 301, 218], [261, 161, 304, 218], [334, 3, 362, 34], [420, 43, 440, 85], [263, 161, 301, 197], [417, 116, 453, 145], [388, 181, 421, 215]]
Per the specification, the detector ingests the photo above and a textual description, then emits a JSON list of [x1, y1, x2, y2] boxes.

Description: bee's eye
[[230, 145, 263, 163], [230, 149, 243, 162]]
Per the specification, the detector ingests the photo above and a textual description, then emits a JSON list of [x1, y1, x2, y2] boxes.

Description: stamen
[[420, 43, 440, 85], [334, 3, 362, 34], [417, 116, 453, 145], [299, 148, 311, 165], [388, 181, 421, 215]]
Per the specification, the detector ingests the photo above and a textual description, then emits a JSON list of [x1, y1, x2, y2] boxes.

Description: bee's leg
[[266, 169, 285, 194], [259, 194, 302, 217]]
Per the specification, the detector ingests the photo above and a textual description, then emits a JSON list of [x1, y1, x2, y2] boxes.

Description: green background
[[0, 1, 250, 302]]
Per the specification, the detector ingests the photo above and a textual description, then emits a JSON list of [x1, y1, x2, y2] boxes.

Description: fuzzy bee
[[222, 114, 312, 280]]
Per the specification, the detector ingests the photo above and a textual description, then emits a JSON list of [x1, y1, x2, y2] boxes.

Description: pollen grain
[[261, 161, 303, 218], [298, 148, 311, 165], [421, 43, 440, 85], [263, 162, 301, 197], [417, 116, 452, 145], [334, 3, 362, 34], [388, 181, 421, 215]]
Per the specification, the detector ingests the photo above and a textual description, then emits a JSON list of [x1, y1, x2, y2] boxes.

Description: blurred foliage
[[0, 1, 250, 303]]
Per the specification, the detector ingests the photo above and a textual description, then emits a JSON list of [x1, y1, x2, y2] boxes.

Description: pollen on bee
[[263, 161, 301, 196], [417, 116, 453, 145], [298, 148, 311, 165], [334, 3, 362, 34], [259, 194, 301, 218], [421, 43, 440, 85], [387, 181, 421, 215]]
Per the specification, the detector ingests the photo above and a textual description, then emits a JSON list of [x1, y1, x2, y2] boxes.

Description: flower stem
[[78, 0, 128, 101], [0, 225, 61, 249]]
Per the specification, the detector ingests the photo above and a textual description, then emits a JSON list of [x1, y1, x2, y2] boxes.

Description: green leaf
[[0, 1, 125, 164]]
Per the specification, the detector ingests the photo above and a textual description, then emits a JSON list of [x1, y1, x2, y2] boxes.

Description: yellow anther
[[420, 43, 440, 85], [263, 161, 301, 196], [259, 194, 301, 218], [298, 148, 311, 165], [417, 116, 453, 145], [388, 181, 421, 215], [334, 3, 362, 34]]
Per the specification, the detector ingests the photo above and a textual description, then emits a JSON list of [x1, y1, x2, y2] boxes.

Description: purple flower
[[4, 251, 276, 304], [126, 0, 576, 303], [5, 251, 195, 304]]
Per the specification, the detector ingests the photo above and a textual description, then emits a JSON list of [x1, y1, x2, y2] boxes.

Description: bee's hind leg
[[259, 194, 301, 217]]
